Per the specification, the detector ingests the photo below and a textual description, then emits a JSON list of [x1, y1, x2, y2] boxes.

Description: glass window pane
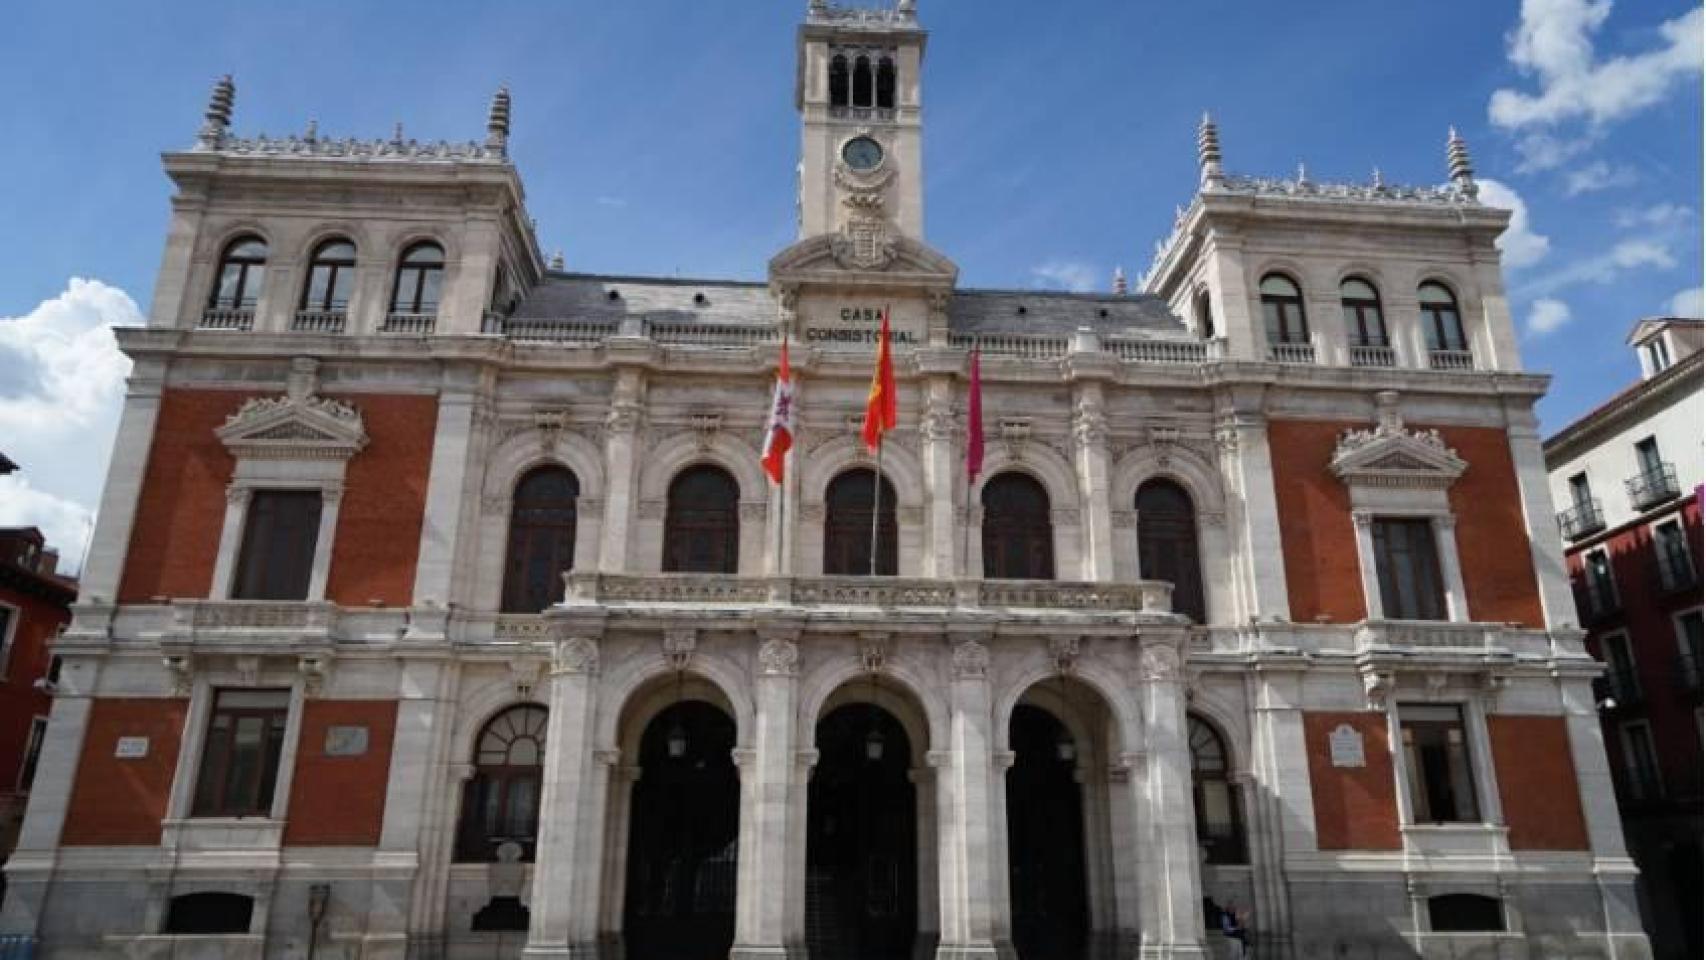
[[1260, 275, 1299, 297], [418, 269, 443, 313]]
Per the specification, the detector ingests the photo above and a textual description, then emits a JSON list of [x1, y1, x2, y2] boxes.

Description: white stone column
[[786, 749, 818, 951], [1107, 757, 1143, 954], [78, 363, 166, 603], [1137, 635, 1207, 957], [379, 661, 453, 944], [1352, 512, 1383, 620], [598, 370, 646, 573], [1216, 392, 1291, 622], [936, 634, 1001, 960], [733, 628, 800, 959], [914, 757, 941, 959], [1247, 665, 1312, 956], [209, 486, 252, 599], [411, 381, 483, 609], [1071, 383, 1114, 582], [0, 690, 96, 935], [1503, 406, 1579, 628], [1203, 241, 1258, 362], [920, 376, 959, 579], [1432, 515, 1470, 623], [524, 626, 604, 958]]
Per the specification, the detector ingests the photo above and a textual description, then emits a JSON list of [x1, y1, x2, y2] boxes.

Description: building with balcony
[[0, 3, 1649, 959], [1545, 316, 1703, 960]]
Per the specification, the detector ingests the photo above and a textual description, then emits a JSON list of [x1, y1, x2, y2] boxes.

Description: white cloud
[[1477, 179, 1551, 269], [1519, 237, 1677, 296], [1615, 202, 1694, 228], [1527, 298, 1573, 336], [1029, 260, 1099, 293], [1562, 160, 1637, 195], [0, 475, 93, 574], [0, 278, 141, 570], [1668, 286, 1704, 317], [1489, 1, 1704, 129], [1514, 131, 1597, 172]]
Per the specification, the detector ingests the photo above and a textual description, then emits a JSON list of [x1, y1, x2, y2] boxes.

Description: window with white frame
[[17, 715, 47, 793], [191, 689, 291, 817], [1399, 703, 1481, 824], [230, 491, 323, 601], [0, 603, 16, 680], [1582, 548, 1618, 619], [1371, 518, 1448, 621], [1599, 631, 1640, 705], [1618, 720, 1663, 801]]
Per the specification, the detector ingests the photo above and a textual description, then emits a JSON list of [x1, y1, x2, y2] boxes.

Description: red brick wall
[[117, 388, 437, 606], [117, 389, 244, 602], [62, 698, 187, 845], [1268, 421, 1366, 622], [283, 700, 398, 845], [324, 395, 436, 606], [1268, 420, 1545, 627], [1486, 714, 1589, 850], [0, 582, 69, 791], [1304, 711, 1401, 850]]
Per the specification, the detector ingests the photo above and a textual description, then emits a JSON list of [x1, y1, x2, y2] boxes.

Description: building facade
[[1, 3, 1650, 959], [0, 526, 73, 891], [1544, 318, 1702, 960]]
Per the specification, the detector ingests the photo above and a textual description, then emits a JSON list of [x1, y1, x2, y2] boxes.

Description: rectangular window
[[1400, 704, 1481, 823], [0, 604, 15, 680], [1372, 518, 1447, 621], [1568, 472, 1592, 508], [1645, 338, 1671, 373], [1677, 610, 1702, 691], [1635, 437, 1663, 475], [1654, 520, 1694, 591], [1619, 721, 1662, 801], [1583, 549, 1618, 618], [17, 716, 47, 793], [231, 491, 322, 601], [1600, 632, 1640, 704], [192, 689, 291, 817]]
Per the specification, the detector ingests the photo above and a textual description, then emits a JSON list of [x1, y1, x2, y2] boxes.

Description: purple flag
[[966, 349, 984, 481]]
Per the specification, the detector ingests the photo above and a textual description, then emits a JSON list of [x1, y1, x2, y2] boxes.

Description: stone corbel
[[1360, 665, 1395, 711], [1047, 635, 1081, 675], [859, 632, 890, 674], [690, 414, 723, 450], [949, 635, 991, 679], [162, 651, 195, 698], [757, 632, 800, 677], [1137, 641, 1183, 685], [509, 656, 545, 699], [663, 628, 697, 672], [533, 408, 568, 453], [549, 636, 601, 676], [297, 652, 330, 698], [1478, 672, 1509, 709], [999, 418, 1032, 460], [235, 655, 261, 688]]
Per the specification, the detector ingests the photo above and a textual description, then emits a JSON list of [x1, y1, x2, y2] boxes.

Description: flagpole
[[869, 437, 884, 576]]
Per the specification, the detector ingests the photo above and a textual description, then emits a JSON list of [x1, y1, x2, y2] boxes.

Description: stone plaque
[[115, 736, 149, 759], [325, 725, 370, 757], [1328, 724, 1366, 768]]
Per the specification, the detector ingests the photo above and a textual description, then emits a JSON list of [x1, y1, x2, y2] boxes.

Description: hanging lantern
[[1055, 728, 1077, 763], [667, 718, 688, 759], [865, 725, 885, 762]]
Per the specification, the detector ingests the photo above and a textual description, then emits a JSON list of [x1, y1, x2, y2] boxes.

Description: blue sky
[[0, 0, 1700, 566]]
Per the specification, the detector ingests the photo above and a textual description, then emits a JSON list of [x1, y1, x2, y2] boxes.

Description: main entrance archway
[[622, 700, 739, 960], [807, 702, 917, 960], [1008, 703, 1089, 960]]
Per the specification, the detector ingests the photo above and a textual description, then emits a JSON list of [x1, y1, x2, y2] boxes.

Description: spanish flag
[[760, 333, 795, 484], [860, 306, 896, 452]]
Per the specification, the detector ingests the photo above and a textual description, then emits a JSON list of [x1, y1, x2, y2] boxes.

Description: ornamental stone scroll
[[951, 637, 990, 678], [758, 636, 799, 676], [550, 637, 600, 676], [1137, 642, 1183, 684]]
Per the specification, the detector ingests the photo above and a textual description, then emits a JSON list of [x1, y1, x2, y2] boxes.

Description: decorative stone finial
[[391, 121, 405, 147], [486, 86, 511, 156], [1295, 161, 1310, 186], [549, 250, 565, 271], [1196, 112, 1223, 187], [897, 0, 916, 14], [1112, 266, 1128, 295], [1447, 127, 1477, 198], [304, 118, 318, 143], [809, 0, 827, 13], [1371, 166, 1384, 189], [197, 74, 235, 149]]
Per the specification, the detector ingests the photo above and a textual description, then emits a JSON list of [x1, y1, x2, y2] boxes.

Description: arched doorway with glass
[[999, 675, 1125, 960], [807, 677, 929, 960], [615, 677, 741, 960]]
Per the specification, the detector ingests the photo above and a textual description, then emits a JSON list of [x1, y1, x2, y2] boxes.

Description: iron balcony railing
[[1626, 463, 1681, 511], [1556, 499, 1606, 541]]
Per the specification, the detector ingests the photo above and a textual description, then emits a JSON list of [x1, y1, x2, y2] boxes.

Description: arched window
[[875, 58, 897, 110], [1259, 273, 1308, 345], [209, 236, 268, 310], [457, 705, 547, 862], [1137, 479, 1205, 623], [829, 55, 850, 108], [982, 473, 1054, 580], [1340, 277, 1387, 347], [852, 56, 874, 109], [824, 468, 897, 576], [300, 238, 356, 314], [663, 465, 740, 573], [164, 892, 255, 934], [1189, 716, 1246, 864], [1419, 282, 1467, 352], [390, 241, 445, 316], [1195, 288, 1215, 339], [500, 466, 579, 614]]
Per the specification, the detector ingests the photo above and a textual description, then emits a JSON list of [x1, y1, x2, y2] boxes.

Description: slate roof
[[512, 272, 1193, 338]]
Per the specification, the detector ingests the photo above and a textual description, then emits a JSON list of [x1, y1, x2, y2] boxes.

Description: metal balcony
[[1556, 499, 1605, 541], [1626, 463, 1681, 511]]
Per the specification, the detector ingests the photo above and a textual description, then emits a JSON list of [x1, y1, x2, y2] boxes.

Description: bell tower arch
[[795, 0, 926, 243]]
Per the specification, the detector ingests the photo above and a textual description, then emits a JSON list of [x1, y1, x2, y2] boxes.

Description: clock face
[[842, 136, 884, 172]]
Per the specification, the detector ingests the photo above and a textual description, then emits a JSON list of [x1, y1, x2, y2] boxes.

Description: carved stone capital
[[662, 629, 697, 671], [1138, 643, 1182, 684], [163, 653, 194, 697], [951, 638, 990, 679], [859, 632, 890, 673], [758, 636, 799, 676], [1047, 635, 1081, 675], [297, 653, 330, 698], [550, 636, 600, 676]]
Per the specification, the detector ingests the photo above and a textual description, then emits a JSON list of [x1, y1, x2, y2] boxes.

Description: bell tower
[[795, 0, 926, 247]]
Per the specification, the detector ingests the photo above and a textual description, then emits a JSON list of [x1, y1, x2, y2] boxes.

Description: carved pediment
[[1331, 391, 1464, 489], [768, 232, 959, 290], [217, 358, 369, 461]]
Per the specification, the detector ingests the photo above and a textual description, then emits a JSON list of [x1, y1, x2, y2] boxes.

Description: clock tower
[[795, 0, 926, 250]]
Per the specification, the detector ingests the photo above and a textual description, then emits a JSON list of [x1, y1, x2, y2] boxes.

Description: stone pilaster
[[1137, 634, 1207, 957], [411, 374, 486, 611], [598, 369, 646, 573], [1215, 389, 1291, 622], [1502, 403, 1580, 629], [77, 360, 166, 604], [920, 376, 959, 578], [1071, 382, 1114, 581], [374, 660, 453, 943], [1246, 660, 1310, 957], [935, 633, 1000, 960], [733, 626, 801, 959], [523, 623, 605, 958]]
